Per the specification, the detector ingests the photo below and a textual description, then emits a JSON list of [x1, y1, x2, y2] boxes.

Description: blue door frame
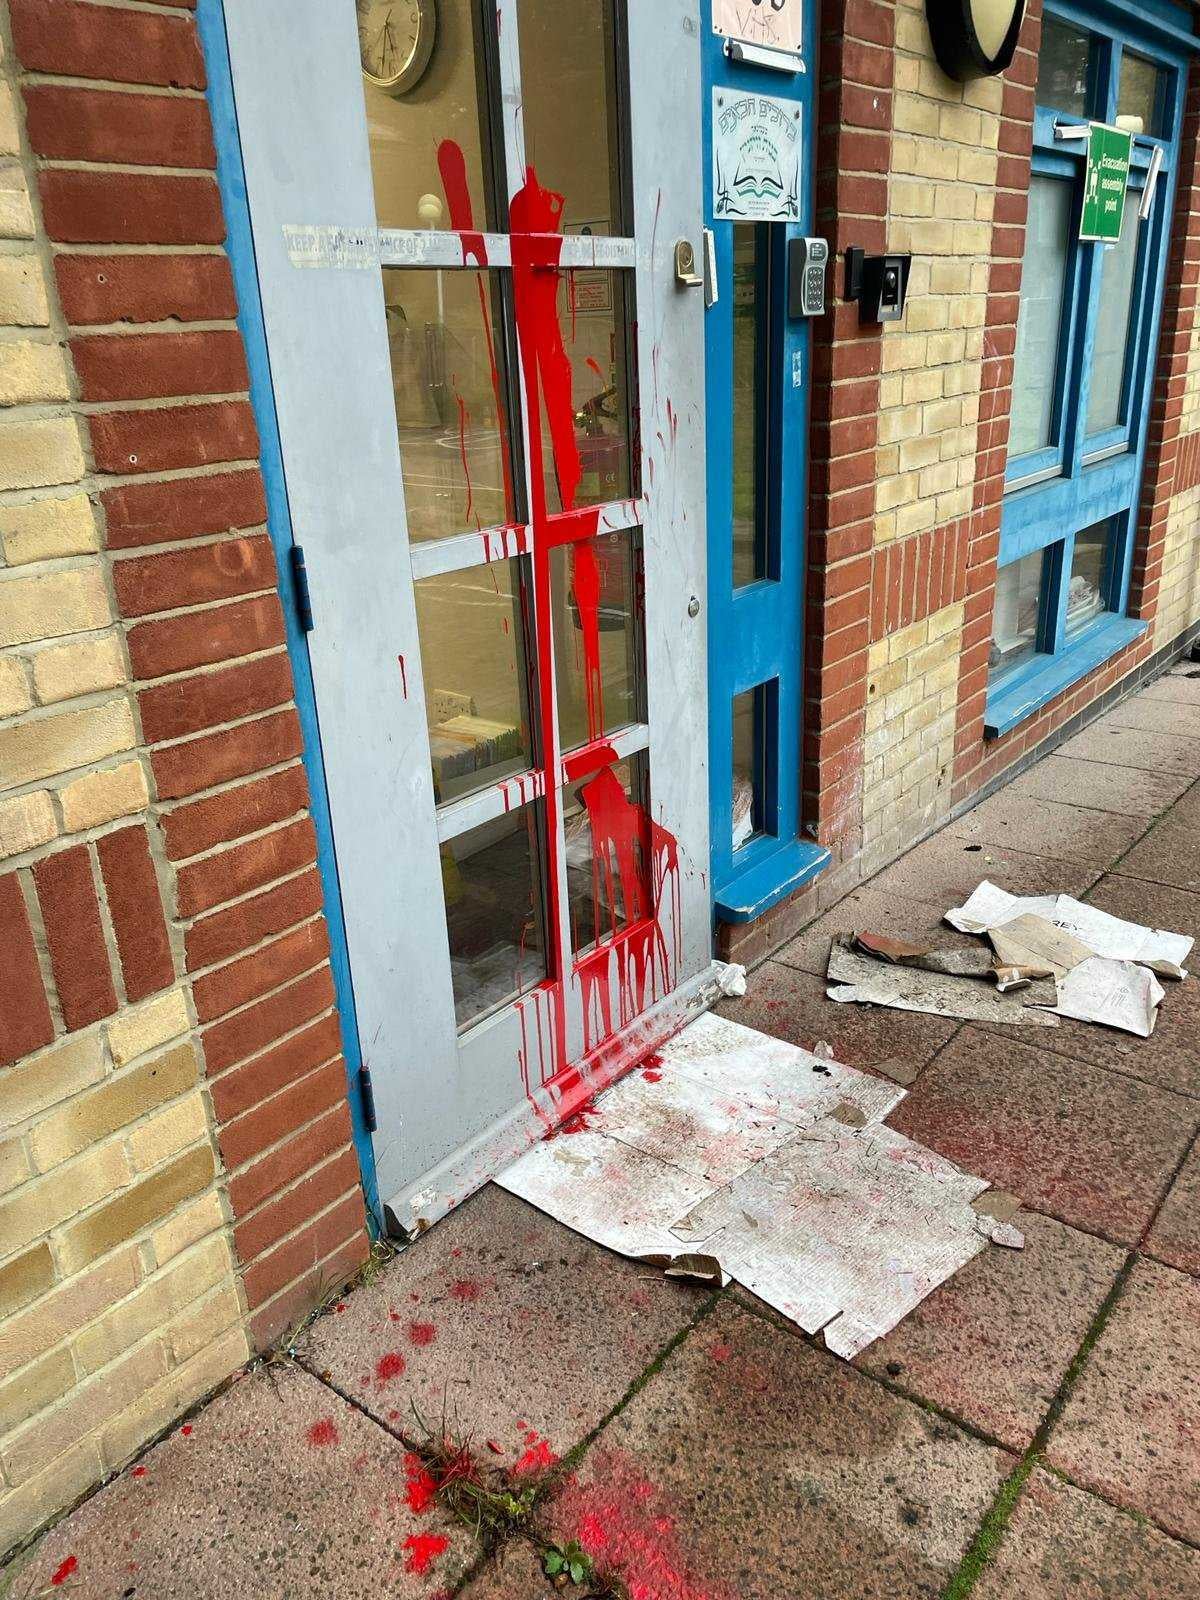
[[196, 0, 380, 1226], [703, 6, 830, 925]]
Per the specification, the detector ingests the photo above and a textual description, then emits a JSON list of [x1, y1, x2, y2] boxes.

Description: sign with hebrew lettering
[[713, 0, 802, 54], [1080, 123, 1132, 243], [713, 91, 802, 222]]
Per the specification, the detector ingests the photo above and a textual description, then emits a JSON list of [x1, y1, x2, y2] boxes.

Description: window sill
[[984, 615, 1147, 739], [714, 838, 831, 925]]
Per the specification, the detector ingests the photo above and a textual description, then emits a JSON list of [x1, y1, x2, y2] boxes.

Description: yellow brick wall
[[0, 26, 248, 1554], [1154, 483, 1200, 651], [861, 601, 964, 873], [875, 0, 998, 547]]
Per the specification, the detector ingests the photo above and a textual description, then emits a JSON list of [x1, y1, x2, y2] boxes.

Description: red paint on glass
[[585, 355, 604, 380], [402, 1532, 449, 1575], [50, 1556, 77, 1587], [409, 1320, 437, 1346], [375, 1351, 406, 1384], [307, 1418, 339, 1448], [449, 1277, 482, 1303]]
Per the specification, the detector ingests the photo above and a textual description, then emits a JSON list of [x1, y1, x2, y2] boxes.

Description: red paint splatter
[[552, 1449, 733, 1600], [389, 1308, 402, 1322], [131, 1466, 147, 1478], [708, 1343, 733, 1364], [397, 655, 407, 699], [335, 1302, 347, 1314], [557, 1103, 599, 1136], [180, 1424, 193, 1437], [402, 1532, 449, 1575], [50, 1556, 77, 1586], [405, 1453, 438, 1514], [513, 1435, 558, 1474], [585, 355, 604, 379], [307, 1418, 339, 1448], [449, 1278, 482, 1302], [642, 1069, 662, 1082], [376, 1351, 406, 1384], [409, 1321, 437, 1346]]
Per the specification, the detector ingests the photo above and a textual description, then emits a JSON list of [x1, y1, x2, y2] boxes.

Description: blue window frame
[[704, 4, 829, 924], [986, 0, 1195, 737]]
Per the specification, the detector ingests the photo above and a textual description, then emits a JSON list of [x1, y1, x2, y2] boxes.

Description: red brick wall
[[8, 0, 369, 1349]]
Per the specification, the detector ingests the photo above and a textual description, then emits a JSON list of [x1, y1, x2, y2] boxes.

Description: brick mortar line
[[125, 638, 287, 695], [237, 1186, 367, 1289], [74, 387, 251, 414], [231, 1142, 356, 1230], [104, 522, 268, 560], [203, 1000, 340, 1088], [192, 951, 329, 1033], [186, 908, 324, 986], [19, 71, 206, 100], [219, 1086, 350, 1184], [174, 850, 320, 932], [36, 159, 218, 180]]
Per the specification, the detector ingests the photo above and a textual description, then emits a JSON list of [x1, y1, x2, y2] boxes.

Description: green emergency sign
[[1079, 123, 1133, 243]]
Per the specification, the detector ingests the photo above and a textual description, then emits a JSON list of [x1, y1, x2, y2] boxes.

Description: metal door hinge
[[290, 544, 314, 632], [358, 1063, 378, 1133]]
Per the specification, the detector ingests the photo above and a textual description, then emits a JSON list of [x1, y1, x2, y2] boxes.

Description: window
[[987, 8, 1183, 736]]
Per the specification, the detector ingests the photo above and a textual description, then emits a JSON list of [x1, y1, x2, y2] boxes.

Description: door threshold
[[382, 961, 739, 1240]]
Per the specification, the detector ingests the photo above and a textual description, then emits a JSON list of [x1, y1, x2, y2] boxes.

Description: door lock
[[674, 238, 703, 288]]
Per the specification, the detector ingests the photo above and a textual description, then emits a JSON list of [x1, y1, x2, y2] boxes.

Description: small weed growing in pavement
[[543, 1542, 593, 1585], [407, 1404, 538, 1547]]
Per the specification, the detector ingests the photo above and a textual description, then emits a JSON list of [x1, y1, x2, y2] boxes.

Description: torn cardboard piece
[[497, 1012, 1023, 1359], [826, 939, 1060, 1025], [988, 913, 1096, 980], [948, 882, 1194, 979], [1054, 956, 1165, 1038], [852, 931, 996, 979]]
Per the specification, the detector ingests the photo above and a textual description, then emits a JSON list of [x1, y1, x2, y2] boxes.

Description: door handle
[[674, 238, 703, 288]]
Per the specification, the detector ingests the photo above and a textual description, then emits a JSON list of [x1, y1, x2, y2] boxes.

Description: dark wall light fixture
[[925, 0, 1027, 81]]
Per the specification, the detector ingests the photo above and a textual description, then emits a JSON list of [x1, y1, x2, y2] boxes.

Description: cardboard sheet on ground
[[496, 1013, 1022, 1359], [948, 881, 1194, 979], [824, 940, 1061, 1025]]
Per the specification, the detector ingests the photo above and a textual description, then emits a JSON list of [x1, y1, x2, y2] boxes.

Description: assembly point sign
[[1080, 122, 1133, 243]]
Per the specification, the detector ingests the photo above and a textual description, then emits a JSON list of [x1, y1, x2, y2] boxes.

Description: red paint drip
[[438, 139, 514, 519], [50, 1556, 77, 1587], [397, 654, 407, 699], [402, 1532, 449, 1575], [405, 1453, 438, 1514], [449, 1278, 482, 1303], [585, 355, 604, 379], [307, 1418, 339, 1448], [375, 1351, 406, 1384], [409, 1321, 437, 1347]]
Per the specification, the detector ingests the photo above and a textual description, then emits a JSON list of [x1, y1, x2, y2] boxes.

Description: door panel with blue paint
[[704, 3, 827, 924]]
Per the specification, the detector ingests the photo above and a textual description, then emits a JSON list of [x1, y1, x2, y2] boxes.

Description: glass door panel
[[359, 0, 500, 230], [1085, 202, 1141, 439], [384, 267, 518, 541], [515, 0, 627, 234], [538, 270, 636, 515], [1010, 175, 1073, 462], [550, 530, 642, 753]]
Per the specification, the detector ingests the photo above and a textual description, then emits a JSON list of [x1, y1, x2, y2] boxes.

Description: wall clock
[[357, 0, 438, 97], [925, 0, 1026, 81]]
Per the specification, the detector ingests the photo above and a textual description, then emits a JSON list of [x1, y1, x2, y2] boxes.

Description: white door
[[222, 0, 713, 1227]]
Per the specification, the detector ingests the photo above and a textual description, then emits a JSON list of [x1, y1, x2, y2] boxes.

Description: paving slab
[[974, 1467, 1200, 1600], [538, 1299, 1013, 1600], [717, 959, 959, 1086], [1084, 871, 1200, 947], [1096, 695, 1200, 739], [853, 1211, 1125, 1452], [1142, 672, 1200, 704], [1005, 754, 1193, 818], [886, 1027, 1199, 1244], [978, 961, 1200, 1101], [1146, 1137, 1200, 1277], [9, 1364, 473, 1599], [299, 1185, 701, 1470], [945, 792, 1147, 868], [457, 1540, 554, 1597], [1046, 1257, 1200, 1545], [1167, 779, 1200, 827], [1054, 721, 1200, 776], [868, 829, 1102, 910], [1115, 817, 1200, 893], [773, 885, 970, 979]]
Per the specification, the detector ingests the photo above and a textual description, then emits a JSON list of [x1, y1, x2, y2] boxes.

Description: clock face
[[357, 0, 437, 95]]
